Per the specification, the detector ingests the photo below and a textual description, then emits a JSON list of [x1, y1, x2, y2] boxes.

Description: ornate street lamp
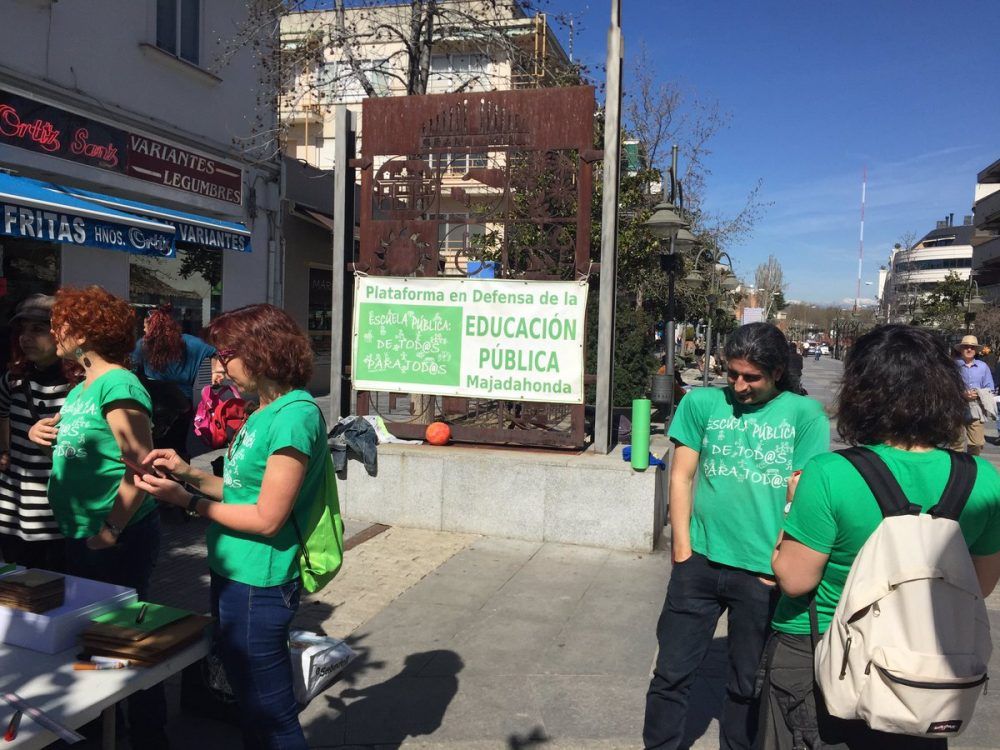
[[643, 145, 692, 418]]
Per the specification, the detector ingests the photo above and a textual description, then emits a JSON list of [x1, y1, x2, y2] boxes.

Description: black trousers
[[644, 552, 777, 749], [758, 632, 947, 750], [0, 534, 66, 572]]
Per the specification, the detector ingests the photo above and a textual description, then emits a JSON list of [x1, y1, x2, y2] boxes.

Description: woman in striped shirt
[[0, 294, 77, 571]]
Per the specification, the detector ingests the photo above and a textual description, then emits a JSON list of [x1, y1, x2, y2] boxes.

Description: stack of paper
[[81, 602, 212, 666], [0, 570, 65, 613]]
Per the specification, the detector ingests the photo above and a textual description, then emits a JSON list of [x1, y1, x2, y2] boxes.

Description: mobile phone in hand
[[117, 456, 175, 482]]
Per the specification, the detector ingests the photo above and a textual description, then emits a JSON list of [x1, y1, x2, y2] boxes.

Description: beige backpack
[[813, 447, 992, 738]]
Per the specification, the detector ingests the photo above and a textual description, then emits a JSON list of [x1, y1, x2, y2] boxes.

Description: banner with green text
[[352, 276, 588, 404]]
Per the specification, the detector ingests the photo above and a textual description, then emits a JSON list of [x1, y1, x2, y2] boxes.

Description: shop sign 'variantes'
[[0, 89, 242, 205], [352, 276, 588, 404]]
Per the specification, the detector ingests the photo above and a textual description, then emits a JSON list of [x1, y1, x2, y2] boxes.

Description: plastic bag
[[289, 630, 357, 706]]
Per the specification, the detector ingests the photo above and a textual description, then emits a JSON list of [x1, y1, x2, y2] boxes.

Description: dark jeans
[[211, 571, 306, 749], [644, 551, 778, 750], [0, 535, 66, 572], [759, 632, 947, 750], [64, 510, 168, 750]]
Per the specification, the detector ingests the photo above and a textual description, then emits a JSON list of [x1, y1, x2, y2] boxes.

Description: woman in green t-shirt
[[27, 286, 167, 749], [761, 325, 1000, 749], [137, 304, 327, 750]]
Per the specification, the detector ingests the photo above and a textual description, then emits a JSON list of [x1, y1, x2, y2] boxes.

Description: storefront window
[[308, 266, 333, 363], [0, 239, 61, 372], [128, 247, 222, 335]]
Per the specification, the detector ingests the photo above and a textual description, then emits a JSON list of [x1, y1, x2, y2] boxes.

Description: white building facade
[[881, 220, 976, 322], [0, 0, 281, 362]]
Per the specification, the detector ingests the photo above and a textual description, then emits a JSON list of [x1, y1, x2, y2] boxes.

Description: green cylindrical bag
[[290, 455, 344, 594]]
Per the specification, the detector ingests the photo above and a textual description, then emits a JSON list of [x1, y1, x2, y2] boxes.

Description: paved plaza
[[90, 356, 1000, 748]]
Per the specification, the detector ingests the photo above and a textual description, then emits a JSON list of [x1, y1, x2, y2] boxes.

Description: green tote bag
[[290, 454, 344, 594]]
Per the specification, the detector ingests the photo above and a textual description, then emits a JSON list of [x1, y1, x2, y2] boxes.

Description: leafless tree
[[754, 255, 786, 320], [215, 0, 582, 159], [621, 43, 769, 267]]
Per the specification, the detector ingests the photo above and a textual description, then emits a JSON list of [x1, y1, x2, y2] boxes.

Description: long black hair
[[836, 325, 964, 448], [724, 322, 795, 392]]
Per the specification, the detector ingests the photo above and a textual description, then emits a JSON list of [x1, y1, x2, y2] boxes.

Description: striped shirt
[[0, 365, 72, 541]]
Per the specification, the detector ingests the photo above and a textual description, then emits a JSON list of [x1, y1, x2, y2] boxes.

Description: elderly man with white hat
[[953, 334, 995, 455]]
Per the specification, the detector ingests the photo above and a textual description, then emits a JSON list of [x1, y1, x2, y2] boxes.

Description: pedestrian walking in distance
[[951, 335, 994, 456], [644, 322, 830, 750]]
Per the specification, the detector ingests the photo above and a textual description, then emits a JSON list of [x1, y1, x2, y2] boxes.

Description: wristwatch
[[186, 493, 202, 515], [102, 518, 123, 538]]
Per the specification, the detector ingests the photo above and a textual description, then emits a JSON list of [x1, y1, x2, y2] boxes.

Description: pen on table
[[135, 604, 148, 624], [91, 656, 132, 667], [4, 709, 22, 742], [73, 662, 128, 671]]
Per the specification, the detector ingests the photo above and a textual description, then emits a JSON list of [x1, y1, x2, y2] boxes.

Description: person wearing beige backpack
[[760, 325, 1000, 749]]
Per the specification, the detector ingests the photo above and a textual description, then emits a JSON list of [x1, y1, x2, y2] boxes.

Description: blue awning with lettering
[[64, 187, 252, 253], [0, 173, 176, 257]]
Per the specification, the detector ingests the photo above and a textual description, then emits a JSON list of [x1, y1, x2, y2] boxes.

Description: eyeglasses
[[216, 348, 237, 365], [960, 345, 977, 351]]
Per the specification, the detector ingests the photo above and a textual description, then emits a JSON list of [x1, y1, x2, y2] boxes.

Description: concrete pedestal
[[335, 436, 670, 552]]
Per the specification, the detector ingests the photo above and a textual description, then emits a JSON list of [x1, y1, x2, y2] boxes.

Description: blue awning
[[64, 187, 251, 253], [0, 173, 176, 257]]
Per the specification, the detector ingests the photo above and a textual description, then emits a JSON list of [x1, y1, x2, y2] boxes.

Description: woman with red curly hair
[[132, 304, 216, 458], [137, 304, 338, 749], [28, 286, 167, 749]]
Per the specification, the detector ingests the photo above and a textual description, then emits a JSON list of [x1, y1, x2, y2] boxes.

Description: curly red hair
[[207, 304, 313, 388], [51, 286, 137, 367], [142, 305, 184, 372]]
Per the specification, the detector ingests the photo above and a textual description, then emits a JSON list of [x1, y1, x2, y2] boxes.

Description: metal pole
[[594, 0, 623, 454], [664, 236, 677, 419], [330, 106, 355, 420], [703, 310, 712, 386], [663, 144, 679, 419]]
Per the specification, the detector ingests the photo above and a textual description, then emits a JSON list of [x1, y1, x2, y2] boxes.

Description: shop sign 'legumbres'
[[0, 89, 243, 205]]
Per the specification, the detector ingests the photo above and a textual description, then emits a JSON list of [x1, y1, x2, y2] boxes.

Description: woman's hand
[[29, 414, 60, 447], [134, 473, 192, 508], [141, 448, 193, 483], [86, 526, 118, 550]]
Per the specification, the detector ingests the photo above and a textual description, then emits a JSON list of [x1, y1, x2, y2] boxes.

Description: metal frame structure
[[352, 86, 597, 448]]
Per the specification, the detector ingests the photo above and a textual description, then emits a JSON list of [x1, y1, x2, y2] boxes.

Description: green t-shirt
[[207, 390, 330, 588], [772, 445, 1000, 635], [48, 368, 156, 538], [668, 387, 830, 574]]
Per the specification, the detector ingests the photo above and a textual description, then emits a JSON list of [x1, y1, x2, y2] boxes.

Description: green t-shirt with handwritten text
[[207, 390, 330, 588], [48, 369, 155, 538], [668, 387, 829, 574]]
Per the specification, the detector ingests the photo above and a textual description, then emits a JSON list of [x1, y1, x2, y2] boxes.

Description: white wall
[[0, 0, 274, 150], [0, 0, 281, 312]]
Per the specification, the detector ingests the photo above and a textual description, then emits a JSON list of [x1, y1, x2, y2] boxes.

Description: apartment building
[[972, 158, 1000, 301], [881, 216, 977, 322]]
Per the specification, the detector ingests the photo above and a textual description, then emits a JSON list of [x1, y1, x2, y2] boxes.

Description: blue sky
[[546, 0, 1000, 304]]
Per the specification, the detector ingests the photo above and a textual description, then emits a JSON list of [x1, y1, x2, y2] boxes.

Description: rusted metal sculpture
[[354, 86, 596, 449]]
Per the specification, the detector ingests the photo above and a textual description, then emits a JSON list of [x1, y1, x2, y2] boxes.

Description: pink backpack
[[193, 383, 248, 449]]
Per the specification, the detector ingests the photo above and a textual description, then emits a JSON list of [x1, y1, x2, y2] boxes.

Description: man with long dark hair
[[644, 322, 830, 750]]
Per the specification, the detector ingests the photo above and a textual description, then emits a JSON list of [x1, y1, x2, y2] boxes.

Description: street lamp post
[[644, 144, 693, 417], [964, 276, 986, 334], [683, 249, 738, 386]]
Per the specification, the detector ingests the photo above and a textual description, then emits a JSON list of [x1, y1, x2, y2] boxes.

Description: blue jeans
[[64, 510, 167, 749], [644, 551, 778, 750], [211, 571, 306, 749]]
